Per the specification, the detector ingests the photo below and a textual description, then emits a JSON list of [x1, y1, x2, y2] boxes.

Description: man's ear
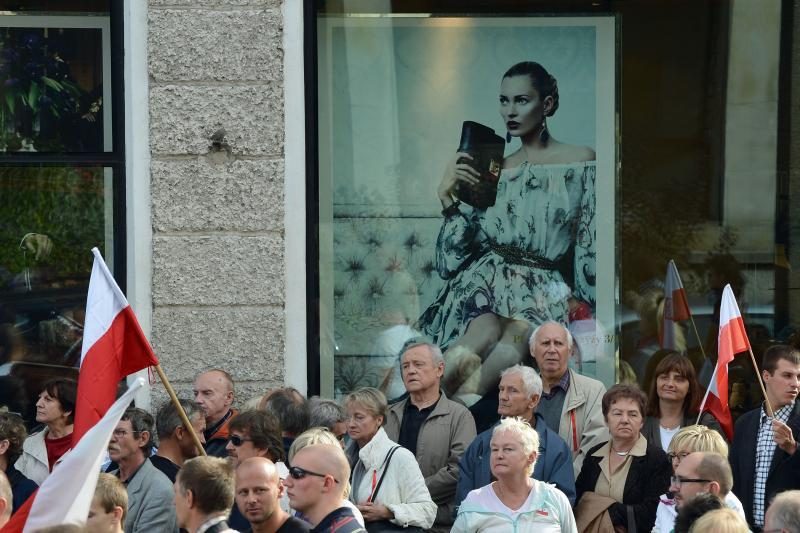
[[0, 439, 10, 456], [175, 426, 185, 441], [0, 497, 7, 519], [186, 488, 195, 509], [708, 481, 721, 496], [138, 430, 151, 449], [112, 505, 124, 523]]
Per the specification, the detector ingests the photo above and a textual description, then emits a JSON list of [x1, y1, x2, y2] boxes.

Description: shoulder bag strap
[[368, 446, 401, 503]]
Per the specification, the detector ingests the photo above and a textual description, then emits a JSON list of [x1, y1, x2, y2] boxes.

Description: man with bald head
[[530, 320, 607, 476], [193, 369, 237, 457], [669, 451, 745, 524], [235, 457, 309, 533], [283, 444, 365, 533]]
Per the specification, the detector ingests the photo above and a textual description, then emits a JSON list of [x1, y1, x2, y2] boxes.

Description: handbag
[[363, 446, 425, 533]]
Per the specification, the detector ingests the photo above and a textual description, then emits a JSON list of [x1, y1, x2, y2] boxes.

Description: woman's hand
[[438, 152, 480, 208], [357, 502, 394, 522]]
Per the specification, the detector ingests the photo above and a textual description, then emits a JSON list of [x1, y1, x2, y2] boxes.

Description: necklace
[[611, 447, 631, 456]]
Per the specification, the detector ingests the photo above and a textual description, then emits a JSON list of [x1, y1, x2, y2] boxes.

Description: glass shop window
[[0, 0, 124, 429]]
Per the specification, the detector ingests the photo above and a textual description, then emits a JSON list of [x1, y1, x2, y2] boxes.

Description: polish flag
[[2, 379, 146, 532], [698, 284, 749, 440], [661, 260, 691, 351], [72, 247, 159, 443]]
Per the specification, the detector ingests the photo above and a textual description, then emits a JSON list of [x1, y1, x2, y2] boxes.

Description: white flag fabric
[[22, 378, 146, 532]]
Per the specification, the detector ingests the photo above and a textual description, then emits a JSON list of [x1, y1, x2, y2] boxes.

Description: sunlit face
[[656, 370, 690, 404], [283, 449, 328, 515], [345, 403, 383, 448], [108, 420, 147, 463], [497, 373, 538, 418], [531, 324, 570, 381], [490, 430, 535, 479], [401, 346, 444, 394], [670, 453, 711, 509], [35, 389, 69, 426], [235, 461, 282, 525], [763, 359, 800, 408], [173, 481, 190, 530], [193, 371, 234, 424], [499, 75, 551, 139], [605, 398, 644, 441], [86, 496, 120, 533], [225, 429, 267, 467]]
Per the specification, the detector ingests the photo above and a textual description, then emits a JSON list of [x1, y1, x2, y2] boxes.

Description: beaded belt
[[488, 240, 562, 270]]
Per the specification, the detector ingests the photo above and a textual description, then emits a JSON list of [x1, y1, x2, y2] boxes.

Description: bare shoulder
[[559, 143, 596, 163], [502, 149, 527, 169]]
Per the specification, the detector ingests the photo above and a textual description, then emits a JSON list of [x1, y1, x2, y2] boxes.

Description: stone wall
[[147, 0, 286, 406]]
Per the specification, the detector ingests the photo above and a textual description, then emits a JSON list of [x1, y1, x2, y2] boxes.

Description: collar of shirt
[[204, 409, 233, 440], [543, 370, 571, 400], [196, 514, 228, 533], [116, 459, 146, 486], [405, 394, 440, 415], [760, 400, 795, 425]]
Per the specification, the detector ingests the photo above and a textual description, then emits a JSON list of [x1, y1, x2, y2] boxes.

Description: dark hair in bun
[[502, 62, 559, 117]]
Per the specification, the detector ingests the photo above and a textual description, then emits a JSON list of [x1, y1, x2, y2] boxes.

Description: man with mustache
[[730, 344, 800, 531]]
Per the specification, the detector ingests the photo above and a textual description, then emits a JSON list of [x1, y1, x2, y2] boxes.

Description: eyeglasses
[[288, 465, 340, 484], [228, 435, 253, 447], [667, 451, 691, 464], [670, 475, 710, 488]]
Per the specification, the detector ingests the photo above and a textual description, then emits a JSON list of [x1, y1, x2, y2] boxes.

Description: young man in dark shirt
[[235, 457, 309, 533], [283, 444, 365, 533]]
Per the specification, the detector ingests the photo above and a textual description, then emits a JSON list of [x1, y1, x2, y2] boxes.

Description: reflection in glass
[[0, 166, 110, 425], [0, 24, 106, 152]]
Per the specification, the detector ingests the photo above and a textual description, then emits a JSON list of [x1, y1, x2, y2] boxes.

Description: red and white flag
[[2, 379, 146, 532], [72, 247, 159, 443], [661, 260, 691, 351], [698, 284, 749, 440]]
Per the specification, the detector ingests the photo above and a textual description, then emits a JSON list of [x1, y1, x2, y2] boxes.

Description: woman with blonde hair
[[689, 508, 749, 533], [453, 417, 576, 532], [343, 387, 435, 531], [652, 425, 745, 533]]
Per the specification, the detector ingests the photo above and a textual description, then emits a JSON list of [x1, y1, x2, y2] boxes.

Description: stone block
[[149, 9, 282, 82], [152, 158, 284, 232], [150, 85, 283, 156], [153, 235, 284, 305], [151, 305, 285, 384], [150, 0, 278, 6]]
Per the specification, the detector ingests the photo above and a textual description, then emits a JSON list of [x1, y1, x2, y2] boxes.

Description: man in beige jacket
[[530, 321, 608, 477], [384, 341, 477, 532]]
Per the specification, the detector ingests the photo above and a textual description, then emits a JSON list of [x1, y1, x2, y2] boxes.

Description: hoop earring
[[539, 118, 549, 144], [506, 131, 512, 143]]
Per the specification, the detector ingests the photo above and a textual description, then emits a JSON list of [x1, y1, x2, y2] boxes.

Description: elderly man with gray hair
[[765, 490, 800, 533], [530, 320, 607, 477], [455, 364, 575, 510], [383, 340, 476, 533]]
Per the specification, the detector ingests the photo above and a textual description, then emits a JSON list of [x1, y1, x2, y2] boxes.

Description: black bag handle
[[368, 446, 401, 503]]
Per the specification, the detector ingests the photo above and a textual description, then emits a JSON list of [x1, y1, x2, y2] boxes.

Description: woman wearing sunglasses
[[652, 424, 746, 533], [343, 387, 435, 531]]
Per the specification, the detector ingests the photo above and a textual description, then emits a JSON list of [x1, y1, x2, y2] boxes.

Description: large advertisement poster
[[317, 15, 617, 401]]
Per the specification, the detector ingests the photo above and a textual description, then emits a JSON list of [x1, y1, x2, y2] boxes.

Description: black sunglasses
[[228, 435, 253, 447], [288, 465, 340, 484]]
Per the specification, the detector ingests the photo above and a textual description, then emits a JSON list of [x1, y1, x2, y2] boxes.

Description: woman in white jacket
[[344, 387, 436, 530], [452, 417, 576, 533]]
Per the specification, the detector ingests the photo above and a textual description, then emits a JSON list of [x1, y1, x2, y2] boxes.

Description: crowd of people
[[0, 321, 799, 532]]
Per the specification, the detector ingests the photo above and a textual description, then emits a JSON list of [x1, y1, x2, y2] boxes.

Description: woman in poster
[[418, 61, 596, 402]]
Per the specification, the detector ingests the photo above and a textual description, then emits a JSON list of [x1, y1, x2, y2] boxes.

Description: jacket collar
[[564, 368, 588, 411], [358, 427, 394, 470], [390, 389, 450, 421]]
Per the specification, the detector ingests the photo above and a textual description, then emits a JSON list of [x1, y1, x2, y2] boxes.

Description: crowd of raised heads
[[1, 322, 799, 532]]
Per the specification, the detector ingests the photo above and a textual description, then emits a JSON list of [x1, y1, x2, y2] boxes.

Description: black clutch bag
[[455, 121, 505, 209]]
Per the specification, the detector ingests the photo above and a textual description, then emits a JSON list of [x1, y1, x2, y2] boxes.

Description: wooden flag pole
[[153, 364, 207, 457], [746, 347, 774, 418], [687, 314, 709, 361]]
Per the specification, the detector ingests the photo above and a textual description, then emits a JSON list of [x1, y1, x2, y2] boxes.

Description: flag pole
[[687, 314, 708, 361], [696, 362, 718, 426], [746, 347, 774, 418], [153, 364, 207, 457]]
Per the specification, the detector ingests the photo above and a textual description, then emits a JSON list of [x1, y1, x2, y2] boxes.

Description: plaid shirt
[[753, 401, 795, 526], [542, 369, 571, 400]]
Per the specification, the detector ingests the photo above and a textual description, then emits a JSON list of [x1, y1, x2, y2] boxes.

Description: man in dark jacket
[[455, 364, 575, 510], [730, 344, 800, 531]]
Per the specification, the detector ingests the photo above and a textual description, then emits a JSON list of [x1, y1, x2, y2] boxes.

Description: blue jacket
[[455, 413, 576, 511]]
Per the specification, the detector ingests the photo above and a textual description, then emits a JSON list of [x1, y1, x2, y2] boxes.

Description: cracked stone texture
[[152, 306, 285, 383], [152, 158, 284, 232], [150, 84, 284, 156], [149, 9, 282, 82], [153, 235, 284, 306]]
